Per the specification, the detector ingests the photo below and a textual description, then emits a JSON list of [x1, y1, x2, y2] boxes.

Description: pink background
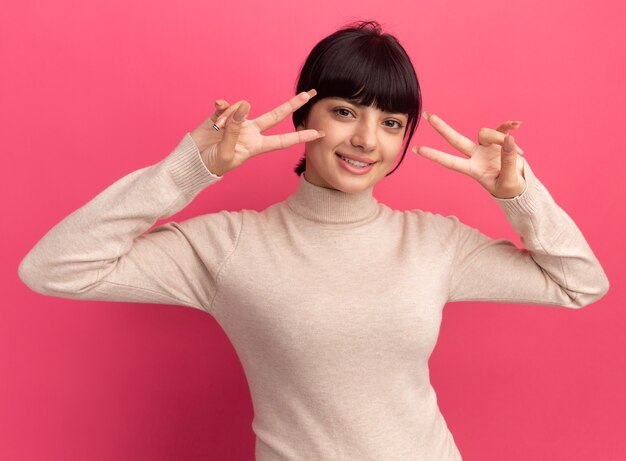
[[2, 0, 625, 460]]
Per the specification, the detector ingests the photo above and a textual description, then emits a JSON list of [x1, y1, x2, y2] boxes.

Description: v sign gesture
[[190, 89, 325, 177], [413, 113, 526, 199]]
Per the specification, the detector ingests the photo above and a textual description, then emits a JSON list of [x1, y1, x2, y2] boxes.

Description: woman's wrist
[[200, 152, 227, 177]]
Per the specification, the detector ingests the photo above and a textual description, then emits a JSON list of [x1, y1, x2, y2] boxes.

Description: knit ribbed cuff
[[161, 132, 223, 198], [492, 158, 551, 217]]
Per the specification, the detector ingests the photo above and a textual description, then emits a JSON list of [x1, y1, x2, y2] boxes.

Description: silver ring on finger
[[212, 123, 220, 131]]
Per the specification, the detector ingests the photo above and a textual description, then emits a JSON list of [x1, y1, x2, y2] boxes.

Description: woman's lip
[[336, 152, 376, 164], [336, 153, 375, 175]]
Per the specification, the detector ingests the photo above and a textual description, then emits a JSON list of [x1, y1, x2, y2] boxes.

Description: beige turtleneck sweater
[[18, 132, 609, 460]]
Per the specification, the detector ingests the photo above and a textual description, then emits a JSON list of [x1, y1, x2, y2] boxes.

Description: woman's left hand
[[413, 112, 526, 199]]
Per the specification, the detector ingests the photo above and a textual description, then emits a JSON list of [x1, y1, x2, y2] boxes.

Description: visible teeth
[[339, 155, 369, 168]]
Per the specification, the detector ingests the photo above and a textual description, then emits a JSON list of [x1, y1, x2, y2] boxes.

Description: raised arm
[[17, 132, 234, 313], [413, 113, 609, 308], [18, 91, 325, 313]]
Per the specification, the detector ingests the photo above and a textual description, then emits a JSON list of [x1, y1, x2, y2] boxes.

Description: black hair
[[292, 20, 422, 176]]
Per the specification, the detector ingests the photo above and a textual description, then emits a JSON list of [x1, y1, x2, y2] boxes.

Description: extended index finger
[[424, 112, 477, 158], [253, 89, 318, 132], [255, 129, 325, 156]]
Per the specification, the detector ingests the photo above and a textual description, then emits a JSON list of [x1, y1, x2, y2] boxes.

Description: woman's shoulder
[[175, 209, 244, 240]]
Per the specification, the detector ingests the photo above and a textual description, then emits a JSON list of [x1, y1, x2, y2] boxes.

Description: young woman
[[19, 21, 608, 461]]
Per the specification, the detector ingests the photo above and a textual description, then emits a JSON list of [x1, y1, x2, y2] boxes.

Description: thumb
[[496, 134, 521, 197], [218, 101, 250, 158]]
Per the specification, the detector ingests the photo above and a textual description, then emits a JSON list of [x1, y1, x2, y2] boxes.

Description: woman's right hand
[[190, 89, 324, 176]]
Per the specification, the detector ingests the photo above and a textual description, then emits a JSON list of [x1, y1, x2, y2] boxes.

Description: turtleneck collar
[[285, 173, 379, 225]]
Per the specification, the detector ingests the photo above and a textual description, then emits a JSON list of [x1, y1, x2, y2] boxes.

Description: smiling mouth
[[336, 153, 375, 167]]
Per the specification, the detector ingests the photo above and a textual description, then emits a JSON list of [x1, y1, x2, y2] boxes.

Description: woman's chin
[[304, 167, 379, 193], [332, 175, 377, 194]]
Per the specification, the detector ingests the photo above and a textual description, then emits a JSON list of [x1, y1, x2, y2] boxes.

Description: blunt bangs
[[303, 37, 418, 123]]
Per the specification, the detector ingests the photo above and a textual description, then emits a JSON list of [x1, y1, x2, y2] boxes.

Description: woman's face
[[297, 97, 408, 193]]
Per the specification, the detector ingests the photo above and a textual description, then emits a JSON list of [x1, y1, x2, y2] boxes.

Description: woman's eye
[[384, 120, 403, 129], [333, 108, 403, 129], [335, 108, 354, 118]]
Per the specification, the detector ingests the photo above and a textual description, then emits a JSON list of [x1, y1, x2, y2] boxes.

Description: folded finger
[[210, 99, 230, 123], [217, 101, 248, 157], [215, 100, 247, 128], [478, 127, 524, 155], [495, 120, 522, 134], [254, 89, 318, 132]]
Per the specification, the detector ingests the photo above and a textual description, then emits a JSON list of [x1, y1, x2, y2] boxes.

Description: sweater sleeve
[[18, 133, 242, 314], [447, 158, 609, 308]]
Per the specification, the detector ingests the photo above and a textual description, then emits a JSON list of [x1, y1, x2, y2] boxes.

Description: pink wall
[[3, 0, 625, 460]]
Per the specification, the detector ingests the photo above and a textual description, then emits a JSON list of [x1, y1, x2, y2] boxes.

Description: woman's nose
[[350, 120, 378, 152]]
